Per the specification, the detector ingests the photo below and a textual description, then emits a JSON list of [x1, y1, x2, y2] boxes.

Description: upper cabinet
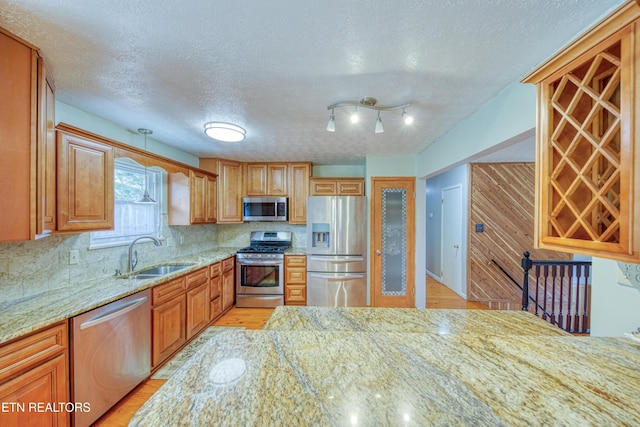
[[56, 127, 114, 232], [245, 163, 288, 196], [310, 177, 364, 196], [0, 27, 53, 242], [523, 0, 640, 262], [199, 159, 244, 223], [169, 170, 217, 225], [288, 163, 311, 224]]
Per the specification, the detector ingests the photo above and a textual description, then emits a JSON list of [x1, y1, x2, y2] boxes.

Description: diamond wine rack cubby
[[524, 0, 640, 262]]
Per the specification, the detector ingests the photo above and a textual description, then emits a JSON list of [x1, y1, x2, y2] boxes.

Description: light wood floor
[[93, 278, 486, 426]]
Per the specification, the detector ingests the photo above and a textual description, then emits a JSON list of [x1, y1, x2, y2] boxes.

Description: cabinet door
[[310, 178, 337, 195], [288, 163, 310, 223], [205, 174, 217, 223], [218, 160, 243, 223], [57, 131, 114, 231], [186, 283, 210, 340], [37, 57, 56, 236], [189, 171, 207, 224], [337, 179, 364, 196], [0, 353, 68, 427], [152, 295, 186, 368], [0, 30, 37, 242], [221, 260, 235, 310], [245, 163, 267, 196], [267, 163, 288, 196]]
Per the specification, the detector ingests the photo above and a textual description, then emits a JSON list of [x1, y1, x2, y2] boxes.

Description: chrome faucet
[[128, 236, 162, 272]]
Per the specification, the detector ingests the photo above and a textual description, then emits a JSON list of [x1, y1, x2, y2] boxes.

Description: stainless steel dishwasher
[[70, 289, 150, 427]]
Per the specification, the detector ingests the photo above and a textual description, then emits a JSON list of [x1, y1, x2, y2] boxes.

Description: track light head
[[375, 112, 384, 133], [326, 109, 335, 132], [402, 109, 414, 125], [350, 106, 359, 123]]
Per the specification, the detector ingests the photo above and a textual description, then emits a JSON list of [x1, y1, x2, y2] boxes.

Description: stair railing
[[521, 251, 591, 334]]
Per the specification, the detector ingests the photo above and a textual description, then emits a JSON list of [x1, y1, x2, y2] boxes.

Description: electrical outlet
[[179, 236, 185, 245], [69, 250, 79, 265], [165, 237, 173, 247], [617, 261, 640, 287]]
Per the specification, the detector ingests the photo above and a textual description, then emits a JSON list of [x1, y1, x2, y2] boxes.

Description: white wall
[[590, 258, 640, 337], [312, 164, 365, 177], [56, 101, 199, 166], [365, 156, 426, 308], [425, 164, 469, 286], [416, 83, 536, 178]]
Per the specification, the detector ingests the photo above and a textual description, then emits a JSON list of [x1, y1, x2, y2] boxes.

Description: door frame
[[370, 176, 416, 307], [440, 184, 465, 298]]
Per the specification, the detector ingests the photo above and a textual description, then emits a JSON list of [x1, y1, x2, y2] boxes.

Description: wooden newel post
[[521, 251, 532, 311]]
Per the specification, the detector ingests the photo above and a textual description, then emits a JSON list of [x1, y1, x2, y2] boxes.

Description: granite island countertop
[[264, 306, 570, 335], [129, 328, 640, 426], [0, 247, 242, 344]]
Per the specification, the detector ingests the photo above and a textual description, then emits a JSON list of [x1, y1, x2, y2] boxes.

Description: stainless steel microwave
[[242, 197, 288, 222]]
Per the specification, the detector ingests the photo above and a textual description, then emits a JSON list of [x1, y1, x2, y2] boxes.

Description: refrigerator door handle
[[308, 273, 366, 280], [308, 256, 365, 263]]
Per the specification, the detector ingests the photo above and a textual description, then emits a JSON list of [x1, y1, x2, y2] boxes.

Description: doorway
[[370, 177, 415, 307], [440, 185, 464, 297]]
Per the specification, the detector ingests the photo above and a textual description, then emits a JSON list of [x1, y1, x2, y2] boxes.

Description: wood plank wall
[[468, 163, 571, 310]]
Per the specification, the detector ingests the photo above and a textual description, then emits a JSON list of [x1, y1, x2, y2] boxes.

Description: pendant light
[[136, 128, 157, 204]]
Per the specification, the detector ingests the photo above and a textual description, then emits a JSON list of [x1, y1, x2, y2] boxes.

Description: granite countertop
[[129, 328, 640, 426], [0, 247, 242, 344], [263, 306, 570, 336]]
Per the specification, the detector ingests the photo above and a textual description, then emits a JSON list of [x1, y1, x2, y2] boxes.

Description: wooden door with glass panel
[[370, 177, 415, 307]]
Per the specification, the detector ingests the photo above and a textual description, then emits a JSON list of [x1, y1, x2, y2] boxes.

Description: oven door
[[236, 258, 284, 295]]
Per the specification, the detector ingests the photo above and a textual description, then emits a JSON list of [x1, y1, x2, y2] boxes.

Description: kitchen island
[[130, 308, 640, 426]]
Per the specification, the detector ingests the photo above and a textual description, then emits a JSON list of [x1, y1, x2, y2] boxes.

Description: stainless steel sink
[[121, 264, 193, 279]]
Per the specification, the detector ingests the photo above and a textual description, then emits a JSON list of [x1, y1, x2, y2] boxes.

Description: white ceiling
[[0, 0, 625, 166]]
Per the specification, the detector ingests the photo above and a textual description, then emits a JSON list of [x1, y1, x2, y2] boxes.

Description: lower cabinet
[[151, 260, 234, 370], [151, 292, 187, 369], [221, 257, 235, 311], [0, 322, 69, 427], [285, 255, 307, 305]]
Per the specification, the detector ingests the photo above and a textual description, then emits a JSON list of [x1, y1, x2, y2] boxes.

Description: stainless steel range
[[235, 231, 291, 308]]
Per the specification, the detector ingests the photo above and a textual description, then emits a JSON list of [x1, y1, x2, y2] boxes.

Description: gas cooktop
[[236, 231, 292, 255]]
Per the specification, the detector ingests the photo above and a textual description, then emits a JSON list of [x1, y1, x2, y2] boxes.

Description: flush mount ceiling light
[[204, 122, 246, 142], [136, 128, 157, 204], [326, 97, 412, 133]]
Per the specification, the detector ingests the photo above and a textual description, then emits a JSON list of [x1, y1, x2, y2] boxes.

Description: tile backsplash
[[0, 218, 305, 300]]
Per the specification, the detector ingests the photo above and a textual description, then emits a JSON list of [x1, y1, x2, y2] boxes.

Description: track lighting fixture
[[326, 97, 412, 133], [375, 111, 384, 133], [327, 109, 335, 132]]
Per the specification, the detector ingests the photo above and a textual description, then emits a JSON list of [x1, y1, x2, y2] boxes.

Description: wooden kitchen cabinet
[[218, 159, 243, 223], [245, 163, 288, 196], [522, 1, 640, 262], [288, 162, 311, 224], [169, 170, 217, 225], [310, 177, 364, 196], [209, 261, 223, 321], [284, 255, 307, 305], [56, 126, 115, 232], [0, 27, 56, 242], [151, 276, 187, 368], [186, 273, 210, 340], [221, 257, 235, 311], [0, 322, 68, 427]]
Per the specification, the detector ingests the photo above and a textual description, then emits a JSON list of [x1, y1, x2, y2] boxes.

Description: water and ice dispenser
[[311, 223, 330, 248]]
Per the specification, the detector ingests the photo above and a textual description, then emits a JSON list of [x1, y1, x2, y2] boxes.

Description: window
[[90, 159, 162, 248]]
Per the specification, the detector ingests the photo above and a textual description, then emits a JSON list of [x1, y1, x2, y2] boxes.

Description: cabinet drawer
[[185, 267, 208, 290], [0, 322, 67, 383], [209, 262, 222, 278], [285, 255, 306, 267], [285, 285, 306, 305], [152, 277, 186, 305], [310, 180, 336, 195], [222, 257, 234, 272], [286, 268, 306, 284]]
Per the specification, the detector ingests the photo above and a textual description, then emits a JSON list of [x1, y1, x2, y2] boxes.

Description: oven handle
[[237, 259, 284, 266]]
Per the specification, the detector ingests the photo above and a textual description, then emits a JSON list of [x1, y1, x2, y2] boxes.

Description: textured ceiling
[[0, 0, 626, 165]]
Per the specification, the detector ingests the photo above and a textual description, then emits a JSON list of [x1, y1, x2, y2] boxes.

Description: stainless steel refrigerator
[[306, 196, 367, 306]]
